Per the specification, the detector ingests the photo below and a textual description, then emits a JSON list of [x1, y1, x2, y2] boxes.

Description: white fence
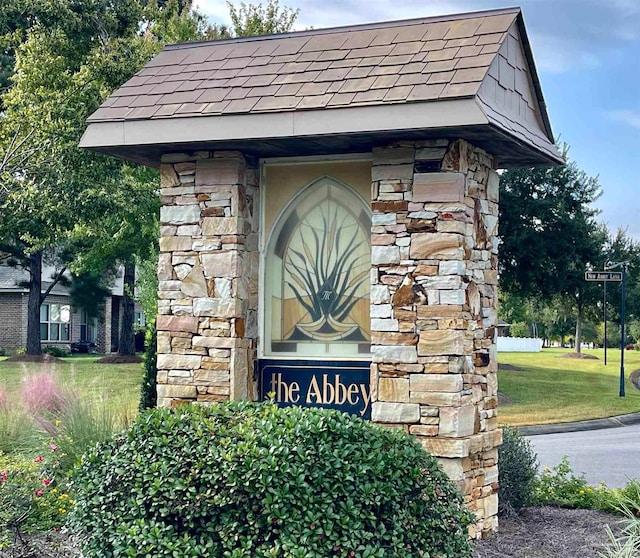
[[496, 336, 543, 352]]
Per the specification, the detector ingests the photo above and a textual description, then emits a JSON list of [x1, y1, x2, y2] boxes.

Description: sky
[[196, 0, 640, 239]]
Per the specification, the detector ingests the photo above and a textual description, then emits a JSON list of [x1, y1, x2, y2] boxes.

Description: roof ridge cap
[[165, 7, 521, 51]]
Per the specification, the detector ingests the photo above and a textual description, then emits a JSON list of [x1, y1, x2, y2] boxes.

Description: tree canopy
[[0, 0, 298, 355]]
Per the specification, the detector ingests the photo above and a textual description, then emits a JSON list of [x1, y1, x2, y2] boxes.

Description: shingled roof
[[80, 7, 562, 167]]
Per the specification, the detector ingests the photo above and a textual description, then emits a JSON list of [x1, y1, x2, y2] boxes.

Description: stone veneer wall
[[369, 139, 501, 538], [156, 151, 259, 406]]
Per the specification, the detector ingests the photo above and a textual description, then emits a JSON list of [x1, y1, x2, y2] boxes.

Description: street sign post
[[585, 271, 623, 282], [585, 266, 627, 396]]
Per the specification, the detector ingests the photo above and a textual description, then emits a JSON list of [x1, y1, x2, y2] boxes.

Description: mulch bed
[[1, 354, 63, 363], [95, 355, 143, 364], [559, 353, 599, 360], [474, 507, 621, 558], [1, 507, 620, 558]]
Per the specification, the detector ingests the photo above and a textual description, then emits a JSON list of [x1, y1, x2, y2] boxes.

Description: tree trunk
[[26, 251, 43, 355], [575, 300, 583, 354], [118, 264, 136, 356]]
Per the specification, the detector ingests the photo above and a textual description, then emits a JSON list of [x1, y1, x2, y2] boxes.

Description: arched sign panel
[[260, 170, 371, 418]]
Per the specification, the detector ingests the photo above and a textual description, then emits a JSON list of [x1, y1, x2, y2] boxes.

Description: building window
[[264, 177, 371, 358], [40, 304, 70, 341], [80, 310, 97, 342], [134, 311, 146, 327]]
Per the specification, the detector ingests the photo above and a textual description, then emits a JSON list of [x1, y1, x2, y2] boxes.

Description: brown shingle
[[275, 83, 302, 96], [444, 19, 483, 40], [371, 75, 399, 89], [425, 47, 460, 62], [339, 77, 377, 93], [253, 95, 300, 111], [456, 53, 497, 69], [407, 83, 445, 101], [383, 85, 414, 101], [298, 82, 331, 96], [451, 67, 487, 83], [345, 66, 372, 79], [353, 89, 388, 103], [296, 93, 334, 109], [396, 74, 427, 87], [222, 98, 259, 113]]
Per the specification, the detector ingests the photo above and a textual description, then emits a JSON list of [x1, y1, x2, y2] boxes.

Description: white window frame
[[40, 303, 71, 342]]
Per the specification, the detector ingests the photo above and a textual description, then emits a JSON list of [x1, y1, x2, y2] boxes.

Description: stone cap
[[80, 7, 563, 168]]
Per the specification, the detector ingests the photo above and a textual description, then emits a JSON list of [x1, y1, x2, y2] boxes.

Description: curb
[[518, 412, 640, 437]]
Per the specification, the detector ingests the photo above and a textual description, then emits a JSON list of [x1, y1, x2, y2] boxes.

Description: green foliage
[[0, 404, 40, 456], [43, 346, 69, 358], [139, 324, 157, 411], [0, 450, 70, 546], [228, 0, 299, 37], [599, 486, 640, 558], [70, 402, 474, 558], [498, 426, 538, 515], [45, 397, 131, 474], [533, 456, 598, 509], [508, 322, 529, 338], [596, 322, 621, 348]]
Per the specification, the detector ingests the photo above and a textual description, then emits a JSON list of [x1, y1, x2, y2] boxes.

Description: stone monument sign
[[81, 7, 562, 536]]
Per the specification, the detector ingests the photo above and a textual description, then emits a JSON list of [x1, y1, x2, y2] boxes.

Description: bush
[[533, 456, 598, 508], [138, 323, 157, 412], [498, 426, 538, 515], [70, 402, 474, 558], [43, 346, 69, 357]]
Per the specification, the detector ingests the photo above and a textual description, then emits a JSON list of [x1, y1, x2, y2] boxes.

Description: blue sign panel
[[258, 359, 371, 420]]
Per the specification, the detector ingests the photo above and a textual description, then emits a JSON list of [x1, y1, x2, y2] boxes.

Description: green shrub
[[70, 402, 474, 558], [533, 456, 598, 508], [138, 323, 157, 412], [43, 346, 69, 357], [0, 348, 6, 357], [498, 426, 538, 515]]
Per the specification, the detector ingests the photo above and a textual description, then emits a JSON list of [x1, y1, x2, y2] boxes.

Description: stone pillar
[[370, 139, 501, 538], [156, 151, 259, 407]]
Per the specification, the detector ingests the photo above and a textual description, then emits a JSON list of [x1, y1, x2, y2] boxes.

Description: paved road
[[528, 424, 640, 488]]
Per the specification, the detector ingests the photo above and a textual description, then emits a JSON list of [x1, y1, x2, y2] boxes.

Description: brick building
[[0, 263, 143, 354]]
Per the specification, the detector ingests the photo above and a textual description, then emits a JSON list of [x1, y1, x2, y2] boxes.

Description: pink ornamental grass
[[21, 373, 67, 415], [0, 386, 7, 412]]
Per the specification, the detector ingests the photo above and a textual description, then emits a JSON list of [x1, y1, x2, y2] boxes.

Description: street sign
[[585, 271, 623, 282]]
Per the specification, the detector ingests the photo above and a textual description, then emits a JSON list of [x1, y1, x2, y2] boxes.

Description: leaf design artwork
[[283, 194, 369, 342]]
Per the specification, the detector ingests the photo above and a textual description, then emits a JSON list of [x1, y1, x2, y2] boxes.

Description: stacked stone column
[[370, 139, 501, 537], [156, 151, 259, 406]]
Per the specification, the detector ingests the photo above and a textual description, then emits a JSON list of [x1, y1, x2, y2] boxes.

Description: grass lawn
[[499, 347, 640, 426], [0, 355, 143, 416]]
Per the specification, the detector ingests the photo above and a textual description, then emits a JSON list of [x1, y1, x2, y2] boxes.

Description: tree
[[499, 149, 606, 353], [0, 0, 299, 358]]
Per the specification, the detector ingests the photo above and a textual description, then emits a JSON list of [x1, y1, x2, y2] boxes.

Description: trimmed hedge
[[70, 402, 473, 557]]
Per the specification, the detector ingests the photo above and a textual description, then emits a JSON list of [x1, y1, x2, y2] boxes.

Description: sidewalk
[[519, 412, 640, 436]]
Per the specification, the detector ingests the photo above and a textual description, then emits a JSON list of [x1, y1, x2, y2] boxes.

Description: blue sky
[[197, 0, 640, 238]]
